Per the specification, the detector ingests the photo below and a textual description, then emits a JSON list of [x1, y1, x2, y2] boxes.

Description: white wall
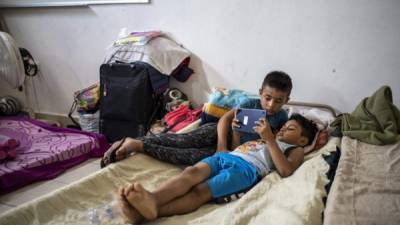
[[1, 0, 399, 116]]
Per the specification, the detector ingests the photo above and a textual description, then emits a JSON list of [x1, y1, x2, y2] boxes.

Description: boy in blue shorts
[[118, 113, 318, 224]]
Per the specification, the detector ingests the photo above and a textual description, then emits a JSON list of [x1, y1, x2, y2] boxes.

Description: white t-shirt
[[230, 140, 297, 177]]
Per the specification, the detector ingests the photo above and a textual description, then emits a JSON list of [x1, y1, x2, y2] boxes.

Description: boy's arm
[[217, 109, 236, 151], [264, 141, 304, 177], [255, 118, 304, 177], [231, 130, 241, 150]]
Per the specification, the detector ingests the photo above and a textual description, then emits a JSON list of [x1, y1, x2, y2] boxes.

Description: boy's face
[[276, 120, 308, 146], [259, 86, 289, 115]]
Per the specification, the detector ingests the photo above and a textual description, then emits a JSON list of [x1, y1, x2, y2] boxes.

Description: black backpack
[[99, 62, 163, 142]]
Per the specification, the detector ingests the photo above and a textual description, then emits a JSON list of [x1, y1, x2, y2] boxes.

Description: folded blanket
[[331, 85, 400, 145], [208, 88, 258, 109], [200, 103, 230, 125], [104, 35, 192, 76]]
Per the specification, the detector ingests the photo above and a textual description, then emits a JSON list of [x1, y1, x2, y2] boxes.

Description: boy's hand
[[232, 109, 241, 131], [254, 118, 274, 142]]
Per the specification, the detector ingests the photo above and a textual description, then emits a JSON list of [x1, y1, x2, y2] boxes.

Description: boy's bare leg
[[152, 162, 211, 204], [125, 182, 213, 220], [158, 182, 213, 217], [124, 162, 212, 220], [117, 187, 144, 224]]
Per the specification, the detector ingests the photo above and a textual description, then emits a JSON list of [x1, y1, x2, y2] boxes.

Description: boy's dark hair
[[289, 113, 318, 146], [261, 71, 292, 95]]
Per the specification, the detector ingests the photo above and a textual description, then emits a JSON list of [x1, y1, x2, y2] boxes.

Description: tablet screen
[[234, 108, 267, 133]]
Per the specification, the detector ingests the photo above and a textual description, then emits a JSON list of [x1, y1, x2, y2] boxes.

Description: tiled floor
[[0, 158, 102, 215]]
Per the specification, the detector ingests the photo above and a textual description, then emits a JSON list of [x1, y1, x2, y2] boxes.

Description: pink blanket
[[0, 116, 109, 194]]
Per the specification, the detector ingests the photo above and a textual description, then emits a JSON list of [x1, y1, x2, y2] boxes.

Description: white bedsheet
[[0, 138, 340, 225]]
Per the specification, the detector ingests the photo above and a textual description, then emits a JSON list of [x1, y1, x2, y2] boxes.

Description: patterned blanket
[[0, 116, 108, 194]]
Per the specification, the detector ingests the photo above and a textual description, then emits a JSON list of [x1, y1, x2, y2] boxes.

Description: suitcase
[[99, 62, 161, 142]]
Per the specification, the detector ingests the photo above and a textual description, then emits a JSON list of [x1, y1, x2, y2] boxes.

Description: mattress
[[0, 116, 109, 194], [0, 137, 340, 225], [324, 136, 400, 225]]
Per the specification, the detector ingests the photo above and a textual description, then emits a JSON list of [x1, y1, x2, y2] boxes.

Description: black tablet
[[234, 108, 267, 133]]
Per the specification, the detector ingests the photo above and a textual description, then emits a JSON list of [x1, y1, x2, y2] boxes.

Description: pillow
[[287, 106, 335, 154], [303, 130, 330, 154], [287, 107, 335, 130]]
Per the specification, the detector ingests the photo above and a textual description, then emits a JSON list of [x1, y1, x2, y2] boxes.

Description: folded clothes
[[202, 103, 230, 118], [114, 30, 162, 46], [0, 135, 19, 161], [208, 88, 258, 109]]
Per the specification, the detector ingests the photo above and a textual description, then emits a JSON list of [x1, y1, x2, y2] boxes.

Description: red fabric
[[164, 105, 202, 132], [164, 104, 190, 127], [314, 130, 330, 150]]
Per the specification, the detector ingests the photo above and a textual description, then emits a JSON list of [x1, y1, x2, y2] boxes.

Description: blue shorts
[[201, 152, 258, 198]]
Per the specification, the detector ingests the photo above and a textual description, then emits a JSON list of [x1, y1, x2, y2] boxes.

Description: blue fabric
[[208, 89, 258, 109], [238, 98, 288, 144], [201, 152, 258, 198]]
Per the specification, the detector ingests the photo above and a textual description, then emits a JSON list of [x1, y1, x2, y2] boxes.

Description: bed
[[323, 85, 400, 225], [0, 116, 109, 195], [0, 101, 341, 225], [324, 136, 400, 224], [0, 139, 340, 225]]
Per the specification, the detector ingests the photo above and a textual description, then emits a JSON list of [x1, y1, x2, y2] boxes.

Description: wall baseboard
[[34, 112, 78, 128]]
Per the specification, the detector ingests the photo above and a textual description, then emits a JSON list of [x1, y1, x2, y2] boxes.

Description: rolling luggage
[[99, 62, 163, 142]]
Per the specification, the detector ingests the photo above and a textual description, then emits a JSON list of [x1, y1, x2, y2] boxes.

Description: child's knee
[[182, 166, 199, 177], [181, 166, 204, 182], [191, 183, 212, 201]]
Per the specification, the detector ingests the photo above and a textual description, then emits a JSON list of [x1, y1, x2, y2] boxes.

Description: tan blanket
[[0, 138, 339, 225], [324, 136, 400, 225]]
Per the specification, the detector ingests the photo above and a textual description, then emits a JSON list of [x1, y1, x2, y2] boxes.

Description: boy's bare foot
[[102, 138, 144, 168], [118, 188, 144, 224], [125, 182, 158, 221], [115, 138, 143, 161]]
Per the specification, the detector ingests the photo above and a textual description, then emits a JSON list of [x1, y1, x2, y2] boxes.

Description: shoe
[[100, 137, 126, 168]]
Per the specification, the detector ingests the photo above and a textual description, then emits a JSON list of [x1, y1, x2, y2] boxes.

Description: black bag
[[99, 62, 162, 142]]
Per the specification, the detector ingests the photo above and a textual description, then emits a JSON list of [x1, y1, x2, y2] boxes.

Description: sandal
[[100, 137, 126, 168]]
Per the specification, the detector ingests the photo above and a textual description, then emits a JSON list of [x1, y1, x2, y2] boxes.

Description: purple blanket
[[0, 116, 109, 194]]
